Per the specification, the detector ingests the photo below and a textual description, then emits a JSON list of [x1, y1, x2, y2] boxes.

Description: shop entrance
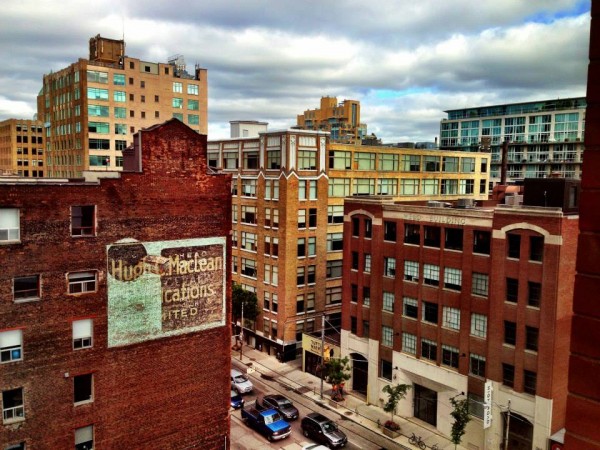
[[413, 384, 437, 426], [350, 353, 368, 396]]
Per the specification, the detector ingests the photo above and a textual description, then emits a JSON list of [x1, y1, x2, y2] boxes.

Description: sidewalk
[[235, 345, 466, 450]]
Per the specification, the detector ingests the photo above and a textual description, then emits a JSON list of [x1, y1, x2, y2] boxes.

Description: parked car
[[241, 402, 292, 441], [230, 389, 244, 409], [260, 394, 300, 421], [302, 445, 330, 450], [231, 369, 253, 394], [301, 412, 347, 449]]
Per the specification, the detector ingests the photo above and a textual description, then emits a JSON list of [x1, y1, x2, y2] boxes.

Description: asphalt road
[[230, 359, 398, 450]]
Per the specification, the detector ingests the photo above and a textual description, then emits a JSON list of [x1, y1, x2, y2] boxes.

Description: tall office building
[[439, 98, 586, 186], [0, 119, 45, 177], [0, 119, 232, 449], [342, 179, 579, 450], [296, 96, 366, 143], [208, 130, 490, 362], [37, 35, 207, 178]]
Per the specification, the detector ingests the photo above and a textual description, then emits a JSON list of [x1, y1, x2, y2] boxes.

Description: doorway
[[350, 353, 368, 396], [502, 412, 533, 450], [413, 384, 437, 426]]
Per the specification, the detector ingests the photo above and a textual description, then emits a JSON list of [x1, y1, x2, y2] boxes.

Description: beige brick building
[[0, 119, 45, 177], [209, 130, 490, 361], [37, 35, 207, 178]]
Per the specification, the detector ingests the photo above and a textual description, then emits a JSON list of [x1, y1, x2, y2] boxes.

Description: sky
[[0, 0, 591, 143]]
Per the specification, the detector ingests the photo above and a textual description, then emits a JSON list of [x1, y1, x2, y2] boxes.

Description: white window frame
[[470, 314, 488, 338], [404, 260, 419, 281], [444, 267, 462, 291], [442, 307, 461, 330], [73, 319, 93, 350], [68, 271, 97, 294], [402, 333, 417, 355], [381, 326, 394, 347], [423, 263, 440, 286], [382, 291, 394, 312], [0, 208, 20, 242], [0, 329, 23, 363]]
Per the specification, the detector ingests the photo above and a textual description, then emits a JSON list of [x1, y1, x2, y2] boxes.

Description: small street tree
[[323, 356, 351, 400], [382, 384, 411, 429], [231, 283, 259, 341], [450, 396, 471, 449]]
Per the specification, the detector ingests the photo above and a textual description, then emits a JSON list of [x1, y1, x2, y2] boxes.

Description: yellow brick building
[[208, 130, 490, 361], [0, 119, 45, 177], [297, 96, 366, 144]]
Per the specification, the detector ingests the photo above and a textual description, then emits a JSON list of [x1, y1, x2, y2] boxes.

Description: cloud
[[0, 0, 590, 143]]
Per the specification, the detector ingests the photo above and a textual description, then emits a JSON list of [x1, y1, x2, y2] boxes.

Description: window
[[471, 314, 487, 338], [188, 114, 199, 125], [241, 206, 257, 224], [298, 210, 306, 229], [352, 217, 360, 236], [378, 178, 398, 195], [444, 267, 462, 291], [353, 178, 375, 195], [173, 82, 183, 93], [364, 254, 371, 272], [443, 156, 459, 172], [188, 84, 199, 95], [2, 388, 24, 423], [528, 282, 541, 307], [442, 345, 459, 368], [403, 297, 418, 319], [424, 226, 441, 247], [424, 155, 440, 171], [384, 257, 396, 277], [350, 316, 357, 333], [381, 359, 393, 381], [88, 104, 109, 117], [13, 275, 40, 301], [473, 230, 491, 255], [68, 271, 97, 294], [354, 152, 376, 170], [363, 320, 370, 337], [327, 205, 344, 224], [5, 442, 25, 450], [241, 179, 257, 197], [0, 329, 23, 363], [298, 238, 307, 258], [74, 374, 93, 404], [264, 236, 279, 257], [308, 237, 316, 257], [297, 267, 305, 286], [421, 339, 437, 361], [502, 364, 515, 388], [243, 150, 258, 169], [88, 121, 110, 134], [113, 91, 126, 102], [530, 236, 544, 261], [75, 425, 94, 450], [363, 287, 371, 306], [187, 99, 199, 110], [298, 150, 317, 170], [113, 74, 125, 85], [461, 157, 476, 173], [241, 258, 257, 278], [404, 223, 420, 245], [384, 221, 397, 241], [401, 154, 420, 171], [441, 179, 458, 194], [404, 260, 419, 282], [172, 97, 183, 109], [445, 228, 463, 251], [468, 392, 484, 419], [326, 232, 343, 252], [326, 260, 342, 279], [308, 208, 317, 228], [351, 251, 359, 270], [382, 292, 394, 312], [241, 232, 257, 252], [506, 278, 519, 303], [326, 286, 342, 305], [423, 264, 440, 286], [329, 150, 351, 169], [472, 273, 489, 297], [422, 301, 438, 324], [469, 354, 486, 377], [524, 370, 537, 395], [379, 153, 399, 171], [525, 326, 539, 352], [507, 233, 521, 258], [73, 319, 93, 349], [71, 206, 95, 236], [504, 321, 517, 346], [87, 87, 108, 101], [402, 333, 417, 355], [443, 307, 460, 330], [350, 285, 358, 303], [382, 326, 394, 347]]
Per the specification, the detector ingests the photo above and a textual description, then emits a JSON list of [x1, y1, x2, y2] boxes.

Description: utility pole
[[504, 400, 511, 450], [240, 301, 244, 361], [320, 315, 325, 399]]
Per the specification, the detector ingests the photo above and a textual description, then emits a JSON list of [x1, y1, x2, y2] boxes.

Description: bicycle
[[408, 433, 426, 450]]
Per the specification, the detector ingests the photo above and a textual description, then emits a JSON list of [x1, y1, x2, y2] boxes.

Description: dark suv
[[301, 412, 347, 448]]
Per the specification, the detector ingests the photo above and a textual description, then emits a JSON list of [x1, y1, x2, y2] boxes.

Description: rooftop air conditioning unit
[[455, 198, 474, 208], [427, 201, 445, 208]]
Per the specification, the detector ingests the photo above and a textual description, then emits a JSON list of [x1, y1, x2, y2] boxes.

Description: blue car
[[231, 390, 244, 409]]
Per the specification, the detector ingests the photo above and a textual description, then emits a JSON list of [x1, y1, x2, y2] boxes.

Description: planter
[[382, 427, 400, 438]]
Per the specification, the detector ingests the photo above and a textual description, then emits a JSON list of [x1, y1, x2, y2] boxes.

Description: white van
[[231, 369, 253, 394]]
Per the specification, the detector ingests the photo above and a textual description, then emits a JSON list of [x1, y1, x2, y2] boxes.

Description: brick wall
[[0, 119, 232, 449]]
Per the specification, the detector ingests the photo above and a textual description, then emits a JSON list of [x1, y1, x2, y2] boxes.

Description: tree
[[231, 283, 259, 333], [323, 356, 351, 400], [382, 384, 411, 428], [450, 396, 471, 449]]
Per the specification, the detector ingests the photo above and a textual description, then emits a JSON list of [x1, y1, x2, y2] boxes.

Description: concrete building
[[297, 96, 366, 143], [229, 120, 268, 138], [439, 98, 586, 186], [341, 179, 578, 450], [208, 130, 490, 363], [37, 34, 207, 178], [0, 119, 45, 177], [0, 119, 232, 449], [565, 3, 600, 449]]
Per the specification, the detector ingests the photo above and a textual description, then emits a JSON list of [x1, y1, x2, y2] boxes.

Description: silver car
[[231, 369, 253, 394]]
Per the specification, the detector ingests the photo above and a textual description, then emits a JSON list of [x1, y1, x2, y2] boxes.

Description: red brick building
[[341, 183, 578, 450], [0, 119, 232, 449], [565, 4, 600, 449]]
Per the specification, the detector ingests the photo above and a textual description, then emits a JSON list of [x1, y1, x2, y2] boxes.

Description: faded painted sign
[[107, 237, 226, 347]]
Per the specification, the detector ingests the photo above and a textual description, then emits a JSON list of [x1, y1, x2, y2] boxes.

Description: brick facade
[[0, 119, 232, 449]]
